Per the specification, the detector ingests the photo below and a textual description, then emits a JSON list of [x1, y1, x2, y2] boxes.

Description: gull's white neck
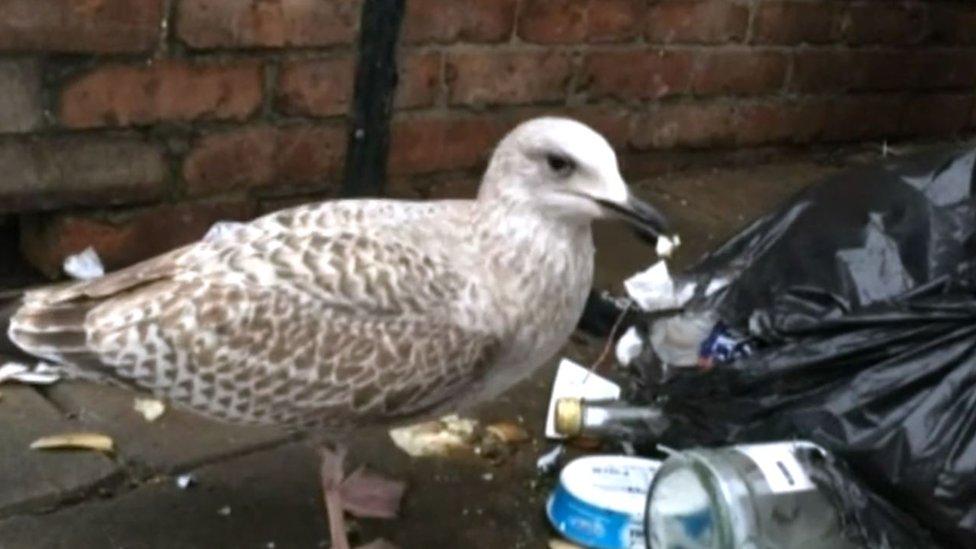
[[468, 193, 595, 384]]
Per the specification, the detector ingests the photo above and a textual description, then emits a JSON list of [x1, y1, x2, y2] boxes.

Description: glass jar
[[645, 442, 859, 549]]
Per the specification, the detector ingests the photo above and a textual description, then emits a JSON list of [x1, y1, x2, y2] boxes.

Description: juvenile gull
[[6, 117, 670, 548]]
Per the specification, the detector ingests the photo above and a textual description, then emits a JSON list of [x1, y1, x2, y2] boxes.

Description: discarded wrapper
[[547, 455, 661, 549], [544, 359, 620, 440], [623, 261, 694, 312]]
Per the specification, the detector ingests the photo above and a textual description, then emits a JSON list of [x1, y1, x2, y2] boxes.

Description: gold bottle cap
[[554, 397, 583, 436]]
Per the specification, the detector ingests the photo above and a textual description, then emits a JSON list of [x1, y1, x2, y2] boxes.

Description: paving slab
[[45, 382, 294, 476], [0, 386, 120, 517], [0, 442, 330, 549]]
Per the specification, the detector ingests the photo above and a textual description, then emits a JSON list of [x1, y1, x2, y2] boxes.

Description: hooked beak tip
[[596, 195, 672, 241]]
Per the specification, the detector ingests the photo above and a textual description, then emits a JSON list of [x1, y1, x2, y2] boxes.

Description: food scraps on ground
[[133, 397, 167, 422], [388, 415, 530, 460], [30, 432, 115, 453]]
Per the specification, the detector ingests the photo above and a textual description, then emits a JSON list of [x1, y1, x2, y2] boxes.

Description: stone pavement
[[0, 157, 860, 548]]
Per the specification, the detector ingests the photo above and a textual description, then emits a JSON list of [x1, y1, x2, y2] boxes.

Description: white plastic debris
[[176, 474, 195, 489], [614, 326, 644, 367], [705, 277, 729, 297], [204, 220, 245, 242], [133, 397, 166, 422], [651, 312, 716, 367], [62, 246, 105, 280], [536, 444, 565, 474], [656, 234, 681, 258], [388, 414, 479, 457], [217, 506, 232, 516], [623, 260, 695, 312], [0, 362, 61, 385], [544, 359, 620, 440]]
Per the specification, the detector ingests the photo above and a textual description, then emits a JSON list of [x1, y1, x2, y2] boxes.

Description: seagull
[[6, 117, 670, 548]]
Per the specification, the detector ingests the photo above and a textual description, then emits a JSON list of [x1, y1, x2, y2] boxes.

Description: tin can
[[645, 441, 859, 549], [547, 455, 661, 549]]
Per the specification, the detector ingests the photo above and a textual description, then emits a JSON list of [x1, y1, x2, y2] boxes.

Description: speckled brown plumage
[[7, 117, 661, 434]]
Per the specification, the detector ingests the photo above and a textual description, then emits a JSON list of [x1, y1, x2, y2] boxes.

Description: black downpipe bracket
[[340, 0, 406, 198]]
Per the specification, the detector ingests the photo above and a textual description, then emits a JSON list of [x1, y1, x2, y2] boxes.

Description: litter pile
[[543, 147, 976, 548]]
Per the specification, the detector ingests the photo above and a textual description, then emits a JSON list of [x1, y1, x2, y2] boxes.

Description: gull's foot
[[320, 446, 405, 549]]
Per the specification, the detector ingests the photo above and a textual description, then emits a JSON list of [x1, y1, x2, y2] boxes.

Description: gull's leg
[[320, 445, 406, 549], [321, 446, 352, 549]]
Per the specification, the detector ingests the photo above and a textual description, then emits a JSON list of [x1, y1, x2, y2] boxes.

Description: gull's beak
[[595, 194, 671, 242]]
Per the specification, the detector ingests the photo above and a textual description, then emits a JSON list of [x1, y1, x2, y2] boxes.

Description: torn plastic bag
[[627, 147, 976, 548]]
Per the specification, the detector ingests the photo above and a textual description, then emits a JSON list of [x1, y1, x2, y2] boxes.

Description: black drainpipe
[[340, 0, 406, 198]]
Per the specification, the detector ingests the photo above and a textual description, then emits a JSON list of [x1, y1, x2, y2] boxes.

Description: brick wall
[[0, 0, 973, 277]]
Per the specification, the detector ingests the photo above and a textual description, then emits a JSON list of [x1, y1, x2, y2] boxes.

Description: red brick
[[388, 115, 510, 175], [21, 199, 256, 278], [821, 96, 904, 141], [692, 51, 787, 95], [60, 60, 263, 129], [276, 56, 355, 118], [911, 50, 976, 90], [581, 50, 694, 101], [736, 100, 827, 145], [792, 50, 915, 93], [850, 50, 913, 91], [518, 0, 587, 44], [563, 106, 632, 149], [843, 2, 926, 46], [587, 0, 645, 43], [177, 0, 361, 49], [0, 0, 162, 53], [275, 125, 348, 185], [387, 173, 481, 200], [445, 51, 571, 107], [0, 137, 166, 213], [753, 1, 842, 45], [789, 50, 856, 93], [183, 125, 347, 197], [396, 52, 441, 109], [518, 0, 644, 44], [930, 5, 976, 46], [0, 59, 42, 133], [402, 0, 516, 44], [901, 94, 973, 136], [630, 102, 737, 149], [646, 0, 749, 44]]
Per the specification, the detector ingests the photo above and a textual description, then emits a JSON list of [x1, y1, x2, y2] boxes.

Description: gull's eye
[[546, 153, 575, 175]]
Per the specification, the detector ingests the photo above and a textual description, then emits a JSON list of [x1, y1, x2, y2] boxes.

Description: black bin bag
[[630, 147, 976, 548]]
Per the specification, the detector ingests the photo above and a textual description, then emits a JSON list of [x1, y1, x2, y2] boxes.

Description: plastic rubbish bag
[[627, 147, 976, 548]]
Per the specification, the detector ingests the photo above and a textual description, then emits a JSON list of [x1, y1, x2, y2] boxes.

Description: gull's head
[[479, 117, 670, 239]]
